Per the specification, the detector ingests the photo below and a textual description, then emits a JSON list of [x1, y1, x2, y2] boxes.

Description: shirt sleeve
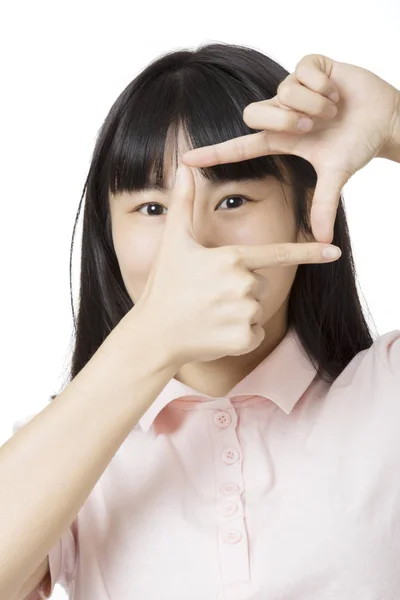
[[12, 414, 78, 599]]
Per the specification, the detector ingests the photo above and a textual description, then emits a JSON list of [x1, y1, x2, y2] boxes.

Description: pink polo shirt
[[14, 325, 400, 600]]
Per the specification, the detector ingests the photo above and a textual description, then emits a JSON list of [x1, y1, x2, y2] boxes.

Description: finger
[[243, 102, 318, 132], [275, 77, 338, 120], [295, 54, 340, 103], [181, 129, 295, 168], [165, 163, 198, 246], [309, 169, 350, 244], [229, 242, 342, 271]]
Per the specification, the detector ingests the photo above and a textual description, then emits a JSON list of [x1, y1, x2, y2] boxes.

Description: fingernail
[[298, 117, 313, 131], [322, 246, 341, 259]]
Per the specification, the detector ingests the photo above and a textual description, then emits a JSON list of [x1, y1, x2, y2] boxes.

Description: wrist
[[378, 90, 400, 163], [123, 304, 183, 374]]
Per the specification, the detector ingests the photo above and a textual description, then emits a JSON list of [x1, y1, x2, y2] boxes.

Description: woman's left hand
[[182, 54, 400, 244]]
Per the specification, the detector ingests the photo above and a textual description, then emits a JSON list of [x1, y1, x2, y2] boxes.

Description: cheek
[[230, 205, 298, 303], [256, 263, 298, 320], [114, 228, 161, 297], [234, 208, 297, 246]]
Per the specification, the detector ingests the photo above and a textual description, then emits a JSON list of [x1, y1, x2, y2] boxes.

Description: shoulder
[[322, 329, 400, 412], [336, 329, 400, 383], [357, 329, 400, 381], [326, 329, 400, 420], [372, 329, 400, 377]]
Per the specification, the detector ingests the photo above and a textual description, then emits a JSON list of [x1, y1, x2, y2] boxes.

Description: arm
[[0, 306, 179, 599]]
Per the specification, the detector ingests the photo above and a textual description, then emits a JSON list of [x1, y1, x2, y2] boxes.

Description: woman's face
[[109, 130, 308, 336]]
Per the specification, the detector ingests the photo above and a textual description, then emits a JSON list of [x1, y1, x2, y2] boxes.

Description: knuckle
[[295, 64, 309, 80], [240, 276, 255, 296], [234, 137, 248, 163], [260, 130, 273, 151], [251, 302, 263, 322], [229, 326, 245, 349], [243, 102, 255, 120], [299, 243, 313, 263], [277, 83, 293, 105], [318, 97, 332, 114], [224, 247, 242, 267], [245, 299, 259, 321], [237, 327, 252, 349], [273, 243, 291, 264], [298, 53, 316, 65]]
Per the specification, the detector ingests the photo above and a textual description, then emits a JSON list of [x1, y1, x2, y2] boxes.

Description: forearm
[[378, 90, 400, 164], [0, 306, 178, 598]]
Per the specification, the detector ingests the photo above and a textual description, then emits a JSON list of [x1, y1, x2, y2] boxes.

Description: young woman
[[2, 44, 400, 600]]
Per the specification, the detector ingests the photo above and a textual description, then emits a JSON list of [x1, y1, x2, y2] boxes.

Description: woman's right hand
[[132, 164, 341, 368]]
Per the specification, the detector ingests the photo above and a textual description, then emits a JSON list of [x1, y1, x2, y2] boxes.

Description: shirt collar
[[138, 325, 318, 434]]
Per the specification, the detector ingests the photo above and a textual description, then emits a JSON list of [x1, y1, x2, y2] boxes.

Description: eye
[[216, 195, 251, 210], [134, 195, 252, 217], [135, 203, 167, 216]]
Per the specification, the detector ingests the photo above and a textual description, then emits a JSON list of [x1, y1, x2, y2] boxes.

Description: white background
[[0, 0, 399, 598]]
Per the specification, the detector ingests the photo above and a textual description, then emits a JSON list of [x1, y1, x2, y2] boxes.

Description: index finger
[[182, 131, 285, 167], [231, 241, 341, 270]]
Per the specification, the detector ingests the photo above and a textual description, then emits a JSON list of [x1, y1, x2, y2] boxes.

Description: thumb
[[310, 167, 349, 244], [163, 163, 198, 247]]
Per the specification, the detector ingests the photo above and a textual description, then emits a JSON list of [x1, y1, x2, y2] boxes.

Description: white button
[[222, 528, 242, 544], [220, 500, 238, 516], [214, 410, 232, 429], [222, 448, 240, 464], [221, 482, 240, 495]]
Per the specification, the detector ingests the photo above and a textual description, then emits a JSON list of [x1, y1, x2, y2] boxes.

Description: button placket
[[220, 499, 239, 517], [208, 401, 250, 588], [221, 482, 240, 495]]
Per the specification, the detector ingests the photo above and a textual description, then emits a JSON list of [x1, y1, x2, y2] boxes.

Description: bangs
[[106, 53, 290, 197]]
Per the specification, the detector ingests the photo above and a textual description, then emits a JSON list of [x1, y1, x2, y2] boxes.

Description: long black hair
[[51, 42, 376, 400]]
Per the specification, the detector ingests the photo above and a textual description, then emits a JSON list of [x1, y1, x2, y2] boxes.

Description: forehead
[[110, 120, 291, 202]]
